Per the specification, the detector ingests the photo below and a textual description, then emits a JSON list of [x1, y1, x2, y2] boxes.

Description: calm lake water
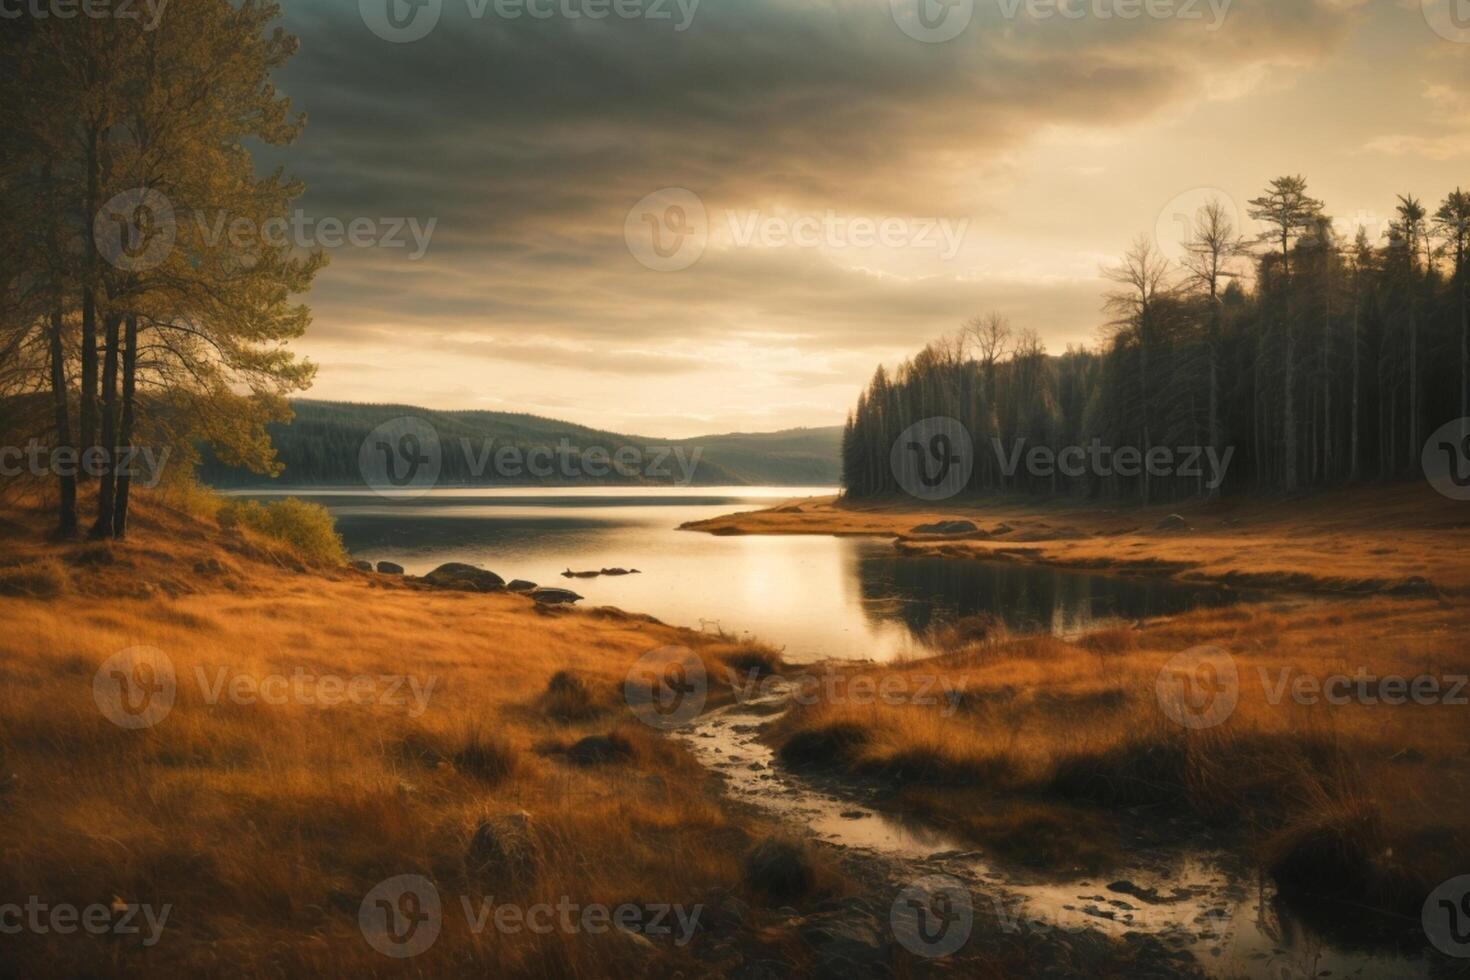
[[244, 486, 1240, 662]]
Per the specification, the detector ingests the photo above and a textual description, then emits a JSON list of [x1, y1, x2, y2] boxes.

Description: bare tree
[[1181, 199, 1243, 496], [1103, 235, 1172, 502]]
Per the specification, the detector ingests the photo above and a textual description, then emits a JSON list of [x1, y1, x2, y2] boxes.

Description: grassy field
[[0, 492, 813, 977], [4, 481, 1466, 974]]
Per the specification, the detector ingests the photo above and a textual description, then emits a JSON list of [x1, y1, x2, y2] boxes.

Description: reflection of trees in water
[[851, 554, 1236, 639]]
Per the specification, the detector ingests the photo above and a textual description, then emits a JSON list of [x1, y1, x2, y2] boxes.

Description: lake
[[242, 486, 1240, 662]]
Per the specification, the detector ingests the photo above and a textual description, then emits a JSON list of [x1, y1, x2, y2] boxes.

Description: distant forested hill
[[198, 400, 841, 488]]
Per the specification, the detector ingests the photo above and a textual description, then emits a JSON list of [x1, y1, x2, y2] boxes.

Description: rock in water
[[909, 520, 979, 536], [424, 563, 505, 592], [530, 588, 583, 606], [376, 561, 405, 575]]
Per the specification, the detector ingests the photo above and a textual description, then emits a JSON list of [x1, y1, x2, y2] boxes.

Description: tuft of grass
[[1075, 626, 1136, 655], [219, 497, 345, 563], [928, 613, 1004, 650], [0, 558, 70, 598], [539, 670, 599, 722], [717, 642, 783, 678], [778, 720, 870, 769], [743, 837, 815, 901], [451, 725, 521, 784]]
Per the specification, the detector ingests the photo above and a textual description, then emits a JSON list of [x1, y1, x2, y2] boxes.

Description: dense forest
[[844, 178, 1470, 502], [198, 401, 842, 488]]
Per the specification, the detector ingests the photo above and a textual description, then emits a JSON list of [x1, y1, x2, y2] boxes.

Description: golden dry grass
[[0, 495, 805, 977]]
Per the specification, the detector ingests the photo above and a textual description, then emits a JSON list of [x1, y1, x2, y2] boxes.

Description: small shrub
[[719, 643, 782, 678], [156, 473, 223, 521], [0, 558, 70, 598], [219, 497, 344, 563]]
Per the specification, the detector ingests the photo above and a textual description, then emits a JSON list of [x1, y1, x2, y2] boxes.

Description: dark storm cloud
[[264, 0, 1358, 407]]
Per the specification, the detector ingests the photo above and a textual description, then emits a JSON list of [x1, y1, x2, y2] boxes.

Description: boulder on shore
[[349, 560, 373, 572], [376, 561, 405, 575], [1155, 514, 1189, 532], [530, 588, 583, 606], [507, 580, 538, 593], [424, 563, 505, 592]]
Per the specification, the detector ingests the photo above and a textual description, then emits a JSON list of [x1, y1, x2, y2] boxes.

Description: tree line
[[843, 177, 1470, 502], [0, 0, 318, 538]]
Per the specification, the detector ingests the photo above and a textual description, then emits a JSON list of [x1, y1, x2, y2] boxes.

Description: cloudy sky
[[267, 0, 1470, 437]]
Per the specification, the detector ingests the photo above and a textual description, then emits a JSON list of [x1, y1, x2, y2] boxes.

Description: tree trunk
[[80, 289, 98, 480], [80, 127, 101, 480], [1322, 277, 1332, 481], [1349, 296, 1360, 482], [113, 314, 139, 538], [90, 312, 121, 539], [1409, 305, 1419, 469], [48, 299, 78, 536], [1207, 303, 1221, 499], [1283, 321, 1297, 492], [1461, 271, 1468, 423]]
